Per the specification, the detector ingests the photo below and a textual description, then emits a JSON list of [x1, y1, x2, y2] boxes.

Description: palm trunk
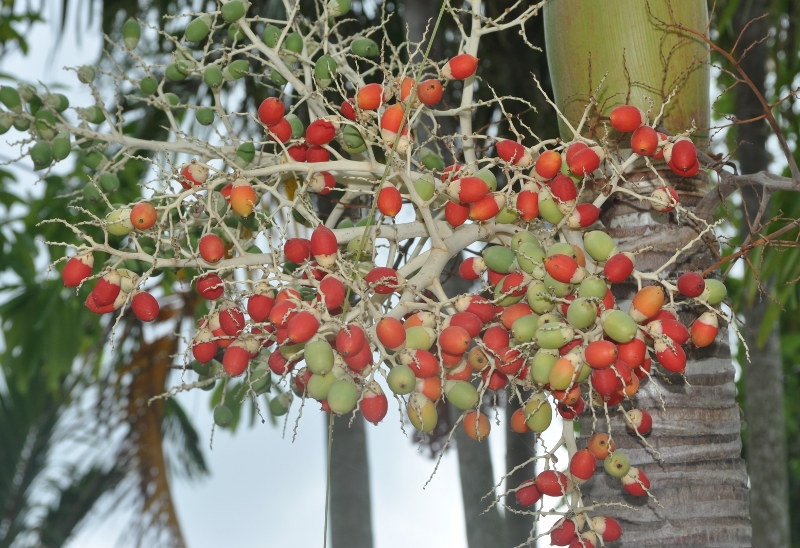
[[544, 1, 751, 545]]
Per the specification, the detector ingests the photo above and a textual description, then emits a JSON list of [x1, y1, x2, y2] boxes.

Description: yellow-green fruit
[[700, 278, 727, 305], [140, 76, 158, 95], [196, 107, 215, 126], [221, 0, 247, 22], [305, 339, 334, 375], [546, 242, 576, 258], [262, 24, 281, 47], [0, 86, 22, 113], [512, 314, 539, 343], [388, 364, 416, 395], [33, 110, 56, 140], [578, 276, 608, 299], [0, 112, 13, 135], [351, 37, 379, 57], [495, 207, 519, 224], [407, 392, 438, 433], [601, 309, 639, 343], [538, 188, 565, 224], [544, 273, 572, 297], [269, 392, 292, 416], [511, 231, 540, 251], [280, 342, 304, 361], [535, 322, 575, 349], [271, 69, 288, 86], [185, 15, 212, 42], [566, 297, 598, 329], [604, 451, 631, 478], [250, 364, 272, 394], [405, 326, 436, 350], [307, 372, 336, 400], [77, 66, 96, 84], [284, 32, 303, 56], [164, 93, 180, 107], [165, 63, 188, 81], [82, 150, 105, 170], [328, 379, 359, 414], [529, 349, 558, 385], [122, 18, 141, 50], [524, 393, 552, 433], [444, 380, 479, 411], [106, 208, 134, 236], [516, 241, 545, 275], [204, 65, 224, 88], [413, 175, 435, 201], [483, 245, 516, 273], [327, 0, 351, 17], [98, 172, 120, 193], [45, 93, 69, 113], [474, 168, 497, 191], [527, 280, 555, 313], [584, 230, 618, 262]]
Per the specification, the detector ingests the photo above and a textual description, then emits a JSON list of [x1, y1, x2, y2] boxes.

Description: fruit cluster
[[4, 1, 729, 544]]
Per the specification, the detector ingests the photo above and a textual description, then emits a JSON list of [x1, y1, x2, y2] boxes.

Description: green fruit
[[140, 76, 158, 95], [45, 93, 69, 112], [204, 65, 224, 88], [250, 364, 272, 394], [196, 107, 215, 125], [106, 208, 134, 236], [482, 245, 516, 273], [701, 278, 726, 305], [262, 24, 281, 47], [30, 142, 52, 170], [494, 282, 523, 307], [604, 451, 631, 478], [511, 231, 539, 251], [578, 276, 608, 300], [98, 172, 120, 193], [34, 110, 57, 140], [419, 148, 445, 171], [83, 150, 105, 170], [444, 380, 479, 411], [235, 141, 256, 167], [80, 105, 105, 124], [122, 18, 141, 50], [511, 314, 539, 343], [221, 0, 247, 22], [404, 326, 436, 350], [351, 37, 379, 57], [535, 322, 575, 349], [280, 342, 304, 361], [164, 93, 181, 107], [474, 168, 497, 191], [228, 23, 245, 41], [341, 124, 367, 154], [529, 349, 558, 385], [566, 297, 598, 329], [271, 68, 288, 86], [336, 218, 354, 229], [51, 132, 71, 161], [185, 15, 212, 42], [269, 392, 292, 416], [515, 241, 545, 275], [307, 372, 336, 400], [213, 404, 234, 427], [327, 0, 351, 17], [0, 112, 13, 135], [285, 114, 304, 138], [523, 393, 552, 433], [413, 175, 435, 201], [0, 86, 22, 113], [526, 280, 555, 313], [225, 59, 249, 80], [387, 364, 416, 395], [304, 339, 334, 374], [284, 32, 303, 55], [165, 63, 189, 81], [327, 378, 359, 414], [407, 392, 437, 433], [314, 55, 337, 87], [83, 182, 102, 202], [584, 230, 618, 262], [12, 117, 30, 131], [538, 188, 565, 224], [77, 65, 96, 84], [601, 309, 639, 343]]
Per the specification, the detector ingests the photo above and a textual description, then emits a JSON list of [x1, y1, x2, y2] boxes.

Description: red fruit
[[496, 140, 529, 165], [626, 408, 653, 436], [62, 254, 93, 287], [691, 311, 719, 347], [266, 117, 292, 142], [469, 193, 503, 221], [310, 226, 338, 268], [631, 125, 659, 156], [499, 272, 527, 298], [568, 146, 601, 176], [306, 146, 331, 163], [516, 190, 539, 221], [92, 272, 121, 307], [180, 163, 209, 188], [377, 185, 403, 217], [399, 77, 415, 102], [486, 269, 505, 287], [417, 79, 443, 106], [649, 319, 690, 345], [655, 338, 687, 373], [286, 310, 319, 343], [287, 144, 308, 162], [343, 342, 373, 372], [667, 139, 697, 173], [482, 325, 510, 352], [258, 97, 285, 126], [356, 83, 385, 110], [482, 368, 508, 390], [439, 326, 471, 355], [592, 516, 622, 542], [617, 336, 646, 367], [566, 203, 600, 228], [497, 347, 524, 376], [458, 257, 486, 280], [341, 97, 356, 120], [651, 186, 679, 212], [545, 254, 580, 284], [130, 202, 157, 230], [585, 340, 618, 369], [284, 238, 312, 264], [457, 296, 495, 323], [440, 164, 463, 182], [364, 267, 401, 294], [268, 350, 292, 375], [376, 317, 406, 349], [318, 275, 346, 310], [514, 479, 541, 507], [535, 149, 562, 180], [535, 470, 569, 497], [131, 291, 159, 322], [551, 519, 577, 546], [549, 174, 578, 204], [308, 171, 335, 194], [442, 54, 478, 80], [336, 325, 367, 357], [445, 200, 470, 227], [247, 293, 275, 323], [500, 302, 532, 330], [219, 302, 246, 336], [677, 272, 705, 297], [223, 343, 249, 376], [447, 312, 483, 338], [591, 365, 625, 398], [85, 297, 114, 319], [622, 466, 651, 497], [565, 142, 587, 165], [609, 105, 643, 132], [404, 349, 439, 378], [448, 176, 489, 204], [199, 234, 225, 263], [306, 119, 336, 146], [197, 273, 224, 300], [192, 328, 218, 363], [604, 253, 634, 283], [569, 448, 596, 481], [360, 386, 388, 424]]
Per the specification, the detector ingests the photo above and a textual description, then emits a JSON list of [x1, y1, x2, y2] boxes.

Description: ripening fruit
[[356, 83, 386, 110], [439, 325, 471, 355], [62, 253, 93, 287], [448, 176, 489, 204], [631, 125, 659, 156], [700, 278, 727, 305], [199, 234, 225, 263], [407, 392, 438, 432], [523, 394, 552, 433], [416, 79, 443, 105], [545, 254, 582, 284], [515, 190, 539, 222], [497, 140, 531, 166], [376, 317, 406, 349], [630, 285, 665, 322], [469, 193, 503, 221], [603, 451, 631, 478], [230, 180, 257, 216], [609, 105, 643, 132], [131, 291, 159, 322], [197, 273, 224, 300], [585, 340, 617, 369], [442, 54, 478, 80], [535, 149, 562, 180], [463, 411, 490, 441], [588, 432, 615, 460], [377, 184, 402, 217], [691, 311, 719, 347], [130, 202, 157, 230], [677, 271, 705, 297], [535, 469, 569, 497], [106, 208, 134, 236], [258, 97, 285, 126], [92, 271, 122, 307]]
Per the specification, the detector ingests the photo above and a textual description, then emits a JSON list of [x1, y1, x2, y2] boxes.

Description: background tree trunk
[[734, 1, 790, 546], [544, 1, 751, 545]]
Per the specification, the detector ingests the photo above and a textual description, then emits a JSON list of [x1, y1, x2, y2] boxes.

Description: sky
[[0, 3, 554, 548]]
